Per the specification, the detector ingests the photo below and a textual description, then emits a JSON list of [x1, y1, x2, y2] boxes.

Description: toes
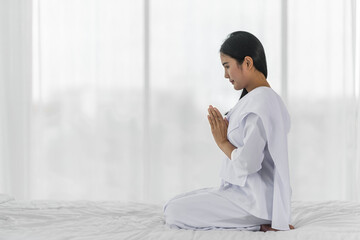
[[260, 224, 273, 232], [261, 224, 295, 232]]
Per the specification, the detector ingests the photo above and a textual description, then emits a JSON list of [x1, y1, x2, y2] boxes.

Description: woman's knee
[[164, 200, 180, 218], [163, 199, 188, 225]]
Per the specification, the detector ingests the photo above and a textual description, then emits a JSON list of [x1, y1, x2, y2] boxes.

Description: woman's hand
[[207, 105, 229, 148]]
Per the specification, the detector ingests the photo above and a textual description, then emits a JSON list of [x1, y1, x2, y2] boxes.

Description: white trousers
[[163, 184, 271, 231]]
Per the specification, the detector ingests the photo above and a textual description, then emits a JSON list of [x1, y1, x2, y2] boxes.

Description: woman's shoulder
[[230, 87, 290, 131], [250, 86, 279, 101]]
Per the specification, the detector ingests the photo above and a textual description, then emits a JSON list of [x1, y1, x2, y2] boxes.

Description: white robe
[[163, 86, 292, 231], [219, 86, 292, 230]]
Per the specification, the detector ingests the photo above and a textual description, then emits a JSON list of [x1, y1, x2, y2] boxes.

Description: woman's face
[[220, 53, 248, 90]]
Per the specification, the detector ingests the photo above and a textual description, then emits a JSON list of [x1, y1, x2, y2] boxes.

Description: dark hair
[[220, 31, 267, 101]]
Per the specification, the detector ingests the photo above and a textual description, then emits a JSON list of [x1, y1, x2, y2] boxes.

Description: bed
[[1, 194, 360, 240]]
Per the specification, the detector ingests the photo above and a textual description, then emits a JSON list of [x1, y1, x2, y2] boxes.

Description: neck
[[245, 72, 270, 92]]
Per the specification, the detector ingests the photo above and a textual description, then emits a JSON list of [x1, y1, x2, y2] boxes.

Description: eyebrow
[[222, 62, 229, 66]]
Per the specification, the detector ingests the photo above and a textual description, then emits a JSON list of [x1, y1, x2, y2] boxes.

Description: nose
[[224, 71, 229, 79]]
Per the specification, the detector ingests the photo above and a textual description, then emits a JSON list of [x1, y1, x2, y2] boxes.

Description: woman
[[163, 31, 295, 232]]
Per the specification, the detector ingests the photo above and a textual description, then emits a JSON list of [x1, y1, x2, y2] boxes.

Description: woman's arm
[[207, 105, 236, 159]]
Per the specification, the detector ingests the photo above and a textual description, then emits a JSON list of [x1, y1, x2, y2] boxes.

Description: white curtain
[[0, 0, 32, 200], [0, 0, 359, 203], [288, 0, 360, 201]]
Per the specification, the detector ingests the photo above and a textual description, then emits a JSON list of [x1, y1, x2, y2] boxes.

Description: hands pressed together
[[207, 105, 229, 148]]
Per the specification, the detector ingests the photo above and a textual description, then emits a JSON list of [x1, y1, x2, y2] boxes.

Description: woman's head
[[219, 31, 268, 93]]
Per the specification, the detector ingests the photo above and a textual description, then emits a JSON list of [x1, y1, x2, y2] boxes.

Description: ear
[[244, 56, 253, 69]]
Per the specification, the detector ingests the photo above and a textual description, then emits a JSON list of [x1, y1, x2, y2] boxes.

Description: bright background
[[0, 0, 359, 204]]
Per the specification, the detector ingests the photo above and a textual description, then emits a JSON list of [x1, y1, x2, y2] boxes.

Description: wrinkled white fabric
[[1, 195, 360, 239], [163, 186, 270, 231], [220, 113, 268, 187]]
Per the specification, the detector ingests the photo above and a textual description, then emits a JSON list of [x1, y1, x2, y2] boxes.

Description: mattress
[[0, 194, 360, 240]]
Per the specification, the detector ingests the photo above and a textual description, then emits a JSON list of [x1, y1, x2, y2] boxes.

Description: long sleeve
[[229, 113, 267, 178]]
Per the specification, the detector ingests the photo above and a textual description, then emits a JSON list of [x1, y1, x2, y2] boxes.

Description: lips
[[230, 80, 235, 84]]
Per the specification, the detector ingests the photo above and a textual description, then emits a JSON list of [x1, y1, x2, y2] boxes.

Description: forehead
[[220, 53, 234, 64]]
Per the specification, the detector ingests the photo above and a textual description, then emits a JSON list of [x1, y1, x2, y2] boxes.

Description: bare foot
[[260, 224, 295, 232]]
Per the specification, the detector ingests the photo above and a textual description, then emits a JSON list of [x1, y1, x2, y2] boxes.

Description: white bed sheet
[[0, 194, 360, 240]]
